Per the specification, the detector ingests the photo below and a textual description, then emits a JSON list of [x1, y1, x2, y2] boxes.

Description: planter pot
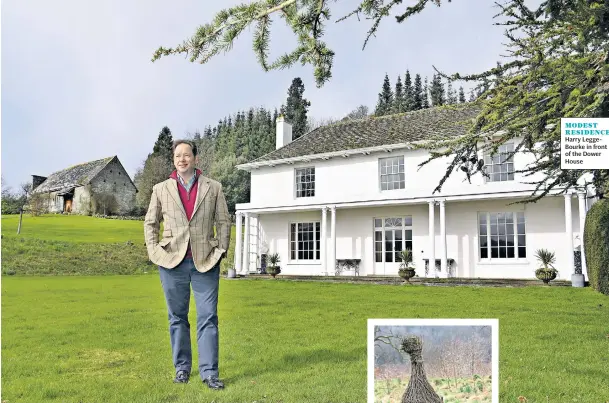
[[535, 268, 557, 284], [571, 273, 585, 287], [398, 268, 416, 282], [227, 268, 236, 279], [267, 267, 280, 278]]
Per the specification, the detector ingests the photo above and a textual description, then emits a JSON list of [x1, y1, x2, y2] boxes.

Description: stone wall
[[89, 158, 137, 215]]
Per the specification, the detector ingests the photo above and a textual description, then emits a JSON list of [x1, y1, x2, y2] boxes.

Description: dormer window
[[485, 143, 515, 182], [295, 167, 315, 197]]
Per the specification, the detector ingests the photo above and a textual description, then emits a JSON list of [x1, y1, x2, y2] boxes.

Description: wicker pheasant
[[400, 336, 444, 403]]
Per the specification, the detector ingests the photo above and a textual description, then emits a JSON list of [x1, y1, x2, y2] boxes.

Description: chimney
[[31, 175, 47, 191], [276, 115, 293, 150]]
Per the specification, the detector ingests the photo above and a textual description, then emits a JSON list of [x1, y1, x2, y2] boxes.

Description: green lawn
[[1, 214, 609, 402], [1, 214, 238, 275], [1, 214, 145, 243], [1, 277, 608, 402]]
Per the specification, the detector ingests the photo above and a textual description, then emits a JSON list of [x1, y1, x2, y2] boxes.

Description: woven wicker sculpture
[[400, 336, 444, 403]]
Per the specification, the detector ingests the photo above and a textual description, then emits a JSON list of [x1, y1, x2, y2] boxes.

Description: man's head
[[172, 140, 199, 177]]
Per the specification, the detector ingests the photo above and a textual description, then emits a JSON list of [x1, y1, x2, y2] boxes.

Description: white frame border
[[367, 318, 499, 403]]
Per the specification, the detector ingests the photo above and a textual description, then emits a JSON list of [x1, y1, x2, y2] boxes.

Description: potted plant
[[534, 249, 558, 284], [398, 249, 416, 282], [266, 253, 281, 278]]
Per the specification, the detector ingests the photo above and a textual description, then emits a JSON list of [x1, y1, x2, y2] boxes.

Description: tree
[[422, 77, 430, 109], [153, 126, 174, 167], [281, 77, 311, 140], [446, 80, 457, 104], [458, 86, 466, 103], [153, 0, 609, 201], [342, 105, 369, 121], [375, 74, 394, 116], [393, 75, 406, 114], [134, 154, 173, 211], [429, 73, 445, 106], [404, 70, 415, 111], [412, 74, 423, 110]]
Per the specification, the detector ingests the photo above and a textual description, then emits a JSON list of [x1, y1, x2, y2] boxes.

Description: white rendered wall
[[246, 139, 550, 210], [256, 195, 580, 280]]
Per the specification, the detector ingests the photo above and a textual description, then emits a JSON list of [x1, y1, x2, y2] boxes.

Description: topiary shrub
[[583, 198, 609, 295]]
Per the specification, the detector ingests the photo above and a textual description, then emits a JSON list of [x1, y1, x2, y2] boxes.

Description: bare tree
[[342, 105, 369, 121], [306, 116, 338, 132]]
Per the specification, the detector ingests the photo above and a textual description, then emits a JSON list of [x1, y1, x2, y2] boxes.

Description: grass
[[375, 376, 492, 403], [1, 277, 608, 402], [2, 214, 609, 402], [1, 214, 238, 275]]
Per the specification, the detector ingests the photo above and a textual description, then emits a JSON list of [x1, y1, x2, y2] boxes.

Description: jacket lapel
[[167, 180, 187, 219], [191, 176, 210, 218]]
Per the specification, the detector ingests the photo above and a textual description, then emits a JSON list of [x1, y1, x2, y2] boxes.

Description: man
[[144, 139, 231, 390]]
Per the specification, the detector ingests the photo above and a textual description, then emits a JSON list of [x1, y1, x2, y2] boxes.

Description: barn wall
[[89, 159, 137, 215]]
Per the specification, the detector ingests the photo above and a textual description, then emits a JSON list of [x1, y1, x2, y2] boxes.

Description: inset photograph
[[367, 319, 498, 403]]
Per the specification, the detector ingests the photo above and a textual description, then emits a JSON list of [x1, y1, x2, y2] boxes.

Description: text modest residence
[[233, 105, 595, 281], [30, 156, 137, 215]]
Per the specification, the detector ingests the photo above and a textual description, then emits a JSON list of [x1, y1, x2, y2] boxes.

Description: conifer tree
[[446, 80, 457, 104], [413, 74, 423, 110], [422, 77, 430, 109], [375, 74, 394, 116], [404, 70, 414, 111], [393, 75, 405, 114], [283, 77, 311, 139], [458, 86, 466, 103], [152, 126, 174, 167], [429, 73, 445, 106]]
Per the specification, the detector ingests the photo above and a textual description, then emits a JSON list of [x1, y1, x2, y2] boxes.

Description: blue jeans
[[158, 257, 220, 379]]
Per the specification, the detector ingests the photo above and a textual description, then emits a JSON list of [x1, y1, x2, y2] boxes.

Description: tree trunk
[[401, 336, 443, 403]]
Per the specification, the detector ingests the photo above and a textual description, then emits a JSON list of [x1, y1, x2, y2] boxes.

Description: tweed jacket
[[144, 173, 231, 273]]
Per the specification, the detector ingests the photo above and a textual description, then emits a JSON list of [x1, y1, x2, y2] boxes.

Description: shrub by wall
[[583, 198, 609, 295]]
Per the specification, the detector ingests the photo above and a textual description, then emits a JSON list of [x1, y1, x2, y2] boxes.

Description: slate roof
[[248, 103, 482, 164], [32, 156, 115, 194]]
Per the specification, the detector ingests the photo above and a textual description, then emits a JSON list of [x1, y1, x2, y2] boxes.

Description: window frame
[[477, 211, 527, 262], [378, 155, 405, 191], [483, 143, 515, 183], [294, 166, 316, 198], [289, 221, 321, 263], [373, 216, 414, 264]]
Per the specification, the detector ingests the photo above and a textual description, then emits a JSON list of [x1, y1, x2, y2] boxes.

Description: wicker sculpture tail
[[400, 336, 444, 403]]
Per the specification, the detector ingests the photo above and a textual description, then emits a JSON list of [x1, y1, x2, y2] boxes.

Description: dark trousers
[[159, 257, 220, 379]]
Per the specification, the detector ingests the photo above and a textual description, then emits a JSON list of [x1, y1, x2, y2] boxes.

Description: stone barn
[[30, 156, 138, 215]]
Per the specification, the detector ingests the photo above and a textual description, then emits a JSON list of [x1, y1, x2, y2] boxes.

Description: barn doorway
[[63, 195, 73, 213]]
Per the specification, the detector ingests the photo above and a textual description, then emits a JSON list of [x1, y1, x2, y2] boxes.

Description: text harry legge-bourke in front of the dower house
[[561, 118, 609, 169]]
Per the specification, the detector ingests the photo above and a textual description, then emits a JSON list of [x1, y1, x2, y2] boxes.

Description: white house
[[233, 105, 594, 281]]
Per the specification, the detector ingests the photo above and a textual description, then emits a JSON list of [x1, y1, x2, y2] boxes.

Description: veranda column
[[428, 201, 436, 278], [234, 212, 243, 274], [564, 193, 574, 278], [330, 206, 337, 275], [439, 199, 448, 278], [321, 207, 328, 275], [242, 213, 251, 275], [577, 191, 588, 280]]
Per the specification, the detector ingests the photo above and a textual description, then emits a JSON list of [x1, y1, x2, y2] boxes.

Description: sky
[[1, 0, 517, 190]]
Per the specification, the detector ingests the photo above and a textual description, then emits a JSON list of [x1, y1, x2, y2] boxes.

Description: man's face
[[173, 143, 198, 176]]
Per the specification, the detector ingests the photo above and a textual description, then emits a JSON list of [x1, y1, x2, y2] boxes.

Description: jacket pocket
[[163, 229, 172, 237], [159, 237, 171, 247], [209, 238, 219, 248]]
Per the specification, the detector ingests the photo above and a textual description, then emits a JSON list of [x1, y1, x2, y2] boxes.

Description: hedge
[[583, 198, 609, 295]]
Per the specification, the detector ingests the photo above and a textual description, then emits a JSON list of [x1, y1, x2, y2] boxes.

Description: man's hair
[[172, 140, 198, 157]]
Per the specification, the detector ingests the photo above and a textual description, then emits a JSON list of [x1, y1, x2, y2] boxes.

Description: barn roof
[[31, 156, 115, 194]]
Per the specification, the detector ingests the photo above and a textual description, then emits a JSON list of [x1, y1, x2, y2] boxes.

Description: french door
[[373, 216, 413, 275]]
